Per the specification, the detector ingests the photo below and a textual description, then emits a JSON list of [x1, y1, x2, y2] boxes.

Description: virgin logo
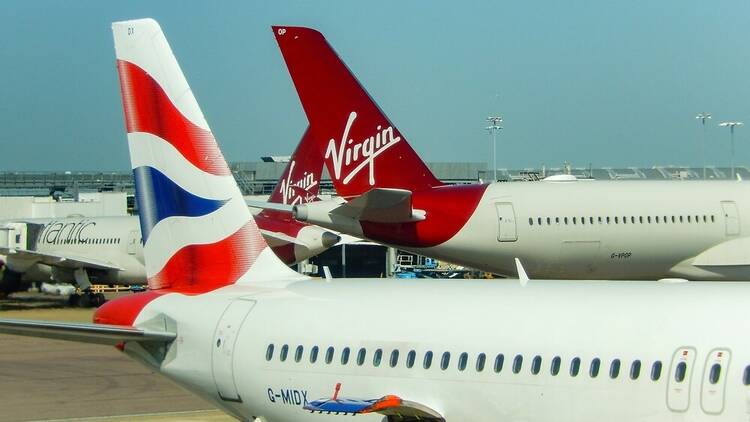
[[325, 111, 401, 185], [279, 160, 318, 205]]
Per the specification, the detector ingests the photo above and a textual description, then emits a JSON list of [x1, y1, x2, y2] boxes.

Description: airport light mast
[[486, 116, 503, 182], [719, 121, 743, 180], [696, 112, 711, 179]]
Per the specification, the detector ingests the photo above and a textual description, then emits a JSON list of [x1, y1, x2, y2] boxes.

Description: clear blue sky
[[2, 0, 750, 171]]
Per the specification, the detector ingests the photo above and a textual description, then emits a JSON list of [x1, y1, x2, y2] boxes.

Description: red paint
[[93, 290, 162, 326], [148, 220, 266, 292], [116, 60, 231, 176], [361, 184, 488, 247], [273, 26, 443, 198], [267, 127, 323, 205]]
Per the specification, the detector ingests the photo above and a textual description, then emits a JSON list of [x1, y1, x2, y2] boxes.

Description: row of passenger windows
[[47, 237, 122, 245], [266, 344, 667, 381], [267, 344, 750, 386], [528, 214, 716, 227]]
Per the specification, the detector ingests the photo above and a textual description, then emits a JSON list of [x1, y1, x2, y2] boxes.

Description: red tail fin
[[273, 26, 443, 199], [268, 127, 322, 205]]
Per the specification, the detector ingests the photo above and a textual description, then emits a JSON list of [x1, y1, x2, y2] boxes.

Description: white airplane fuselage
[[122, 278, 750, 421], [304, 180, 750, 280]]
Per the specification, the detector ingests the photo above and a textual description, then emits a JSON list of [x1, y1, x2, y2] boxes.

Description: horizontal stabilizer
[[0, 319, 176, 346], [0, 247, 124, 272], [259, 229, 303, 247], [304, 395, 443, 420], [332, 188, 425, 223], [246, 199, 293, 213]]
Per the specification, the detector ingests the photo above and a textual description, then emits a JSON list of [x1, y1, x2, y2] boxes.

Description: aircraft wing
[[0, 247, 124, 271], [0, 319, 175, 346], [332, 188, 426, 223], [304, 394, 443, 420]]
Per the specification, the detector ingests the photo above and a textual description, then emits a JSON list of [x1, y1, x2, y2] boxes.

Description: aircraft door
[[721, 201, 740, 236], [212, 299, 256, 402], [667, 347, 697, 412], [126, 230, 139, 255], [700, 349, 731, 415], [495, 203, 518, 242], [0, 223, 27, 250]]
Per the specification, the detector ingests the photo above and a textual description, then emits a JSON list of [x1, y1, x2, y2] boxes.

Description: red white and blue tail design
[[113, 19, 299, 292]]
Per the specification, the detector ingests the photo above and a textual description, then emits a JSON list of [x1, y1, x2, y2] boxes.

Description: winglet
[[515, 258, 529, 286]]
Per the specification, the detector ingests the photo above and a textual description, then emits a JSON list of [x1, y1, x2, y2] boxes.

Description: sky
[[1, 0, 750, 172]]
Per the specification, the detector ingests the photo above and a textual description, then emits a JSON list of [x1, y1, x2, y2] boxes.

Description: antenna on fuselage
[[515, 258, 529, 287]]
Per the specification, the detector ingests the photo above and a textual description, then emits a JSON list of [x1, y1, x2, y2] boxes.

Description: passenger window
[[572, 217, 577, 225], [671, 216, 676, 223], [639, 216, 644, 224], [614, 216, 619, 224], [687, 215, 692, 223], [743, 365, 750, 385], [703, 215, 707, 223], [711, 215, 715, 223], [341, 347, 350, 365], [663, 215, 667, 223], [679, 216, 684, 223], [550, 356, 561, 375], [406, 350, 416, 368], [280, 344, 289, 362], [609, 359, 621, 378], [310, 346, 319, 363], [580, 216, 585, 225], [529, 218, 533, 226], [675, 361, 687, 382], [547, 217, 551, 225], [356, 348, 366, 366], [589, 217, 594, 225], [606, 217, 611, 224], [570, 357, 581, 377], [564, 217, 569, 225], [655, 216, 660, 223], [537, 217, 542, 225], [266, 344, 274, 361], [389, 349, 399, 368], [598, 217, 603, 224], [631, 216, 635, 224], [441, 352, 451, 370], [709, 363, 721, 384], [458, 352, 468, 371], [695, 215, 699, 223], [651, 361, 662, 381], [295, 345, 304, 362], [647, 216, 651, 223], [373, 349, 383, 367], [556, 217, 560, 224], [531, 355, 542, 375], [325, 346, 335, 364], [512, 354, 523, 374], [590, 358, 601, 378], [424, 351, 433, 369], [622, 216, 627, 224], [630, 360, 641, 380], [494, 354, 505, 373], [476, 353, 486, 372]]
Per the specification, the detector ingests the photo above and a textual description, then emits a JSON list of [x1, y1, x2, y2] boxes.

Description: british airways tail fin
[[112, 18, 299, 292], [268, 127, 323, 205], [272, 26, 443, 199]]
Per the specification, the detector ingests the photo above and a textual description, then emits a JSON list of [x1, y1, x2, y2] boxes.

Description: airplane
[[0, 128, 339, 305], [1, 19, 749, 421], [271, 25, 750, 281]]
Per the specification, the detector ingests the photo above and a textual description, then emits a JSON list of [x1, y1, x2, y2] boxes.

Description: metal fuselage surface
[[347, 180, 750, 280], [126, 278, 750, 422]]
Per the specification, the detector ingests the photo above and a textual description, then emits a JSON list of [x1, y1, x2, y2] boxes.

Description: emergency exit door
[[495, 203, 518, 242], [667, 347, 697, 412], [212, 299, 256, 402], [721, 201, 740, 236]]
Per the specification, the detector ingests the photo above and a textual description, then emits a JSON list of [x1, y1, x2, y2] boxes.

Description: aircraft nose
[[321, 231, 341, 248]]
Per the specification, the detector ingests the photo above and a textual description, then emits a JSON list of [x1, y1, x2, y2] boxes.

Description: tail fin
[[272, 26, 443, 199], [267, 127, 323, 205], [113, 18, 298, 292]]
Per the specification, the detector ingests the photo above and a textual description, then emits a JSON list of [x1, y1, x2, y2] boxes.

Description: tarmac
[[0, 292, 234, 422]]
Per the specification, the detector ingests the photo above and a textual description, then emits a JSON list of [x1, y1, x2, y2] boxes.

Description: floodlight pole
[[696, 112, 711, 179], [486, 116, 503, 182], [719, 121, 744, 180]]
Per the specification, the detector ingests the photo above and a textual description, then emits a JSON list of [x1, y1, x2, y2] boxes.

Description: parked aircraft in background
[[273, 26, 750, 281], [0, 127, 338, 305], [2, 20, 750, 422]]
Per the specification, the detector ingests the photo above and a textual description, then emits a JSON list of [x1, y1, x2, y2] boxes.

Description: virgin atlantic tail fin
[[267, 127, 323, 205], [113, 18, 299, 292], [272, 26, 443, 199]]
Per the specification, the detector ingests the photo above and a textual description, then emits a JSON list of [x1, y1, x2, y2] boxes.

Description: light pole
[[696, 112, 711, 179], [486, 116, 503, 182], [719, 121, 743, 180]]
